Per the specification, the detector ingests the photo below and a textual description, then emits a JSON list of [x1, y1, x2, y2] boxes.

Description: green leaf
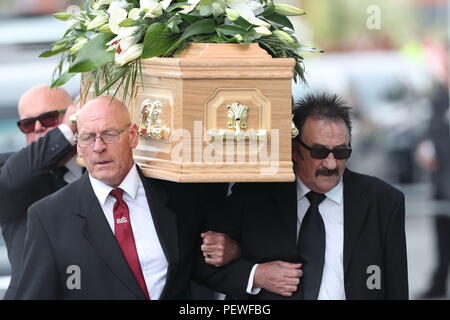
[[265, 13, 294, 30], [216, 24, 248, 37], [233, 16, 253, 30], [166, 2, 190, 13], [39, 47, 69, 58], [179, 13, 199, 24], [119, 18, 135, 27], [68, 33, 115, 73], [142, 22, 178, 58], [51, 71, 77, 88], [179, 18, 215, 41]]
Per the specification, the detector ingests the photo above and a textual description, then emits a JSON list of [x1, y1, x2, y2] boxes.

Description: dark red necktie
[[110, 188, 150, 300]]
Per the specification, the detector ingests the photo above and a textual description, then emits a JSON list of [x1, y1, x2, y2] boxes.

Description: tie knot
[[110, 188, 124, 201], [306, 191, 326, 206]]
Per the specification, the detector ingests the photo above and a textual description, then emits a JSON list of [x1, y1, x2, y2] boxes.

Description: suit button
[[55, 144, 60, 148], [345, 283, 350, 288]]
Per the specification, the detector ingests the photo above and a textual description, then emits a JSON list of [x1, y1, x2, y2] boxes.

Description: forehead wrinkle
[[307, 118, 350, 147]]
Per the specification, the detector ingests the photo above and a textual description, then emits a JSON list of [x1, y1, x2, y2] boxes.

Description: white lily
[[140, 0, 172, 18], [108, 7, 128, 34], [179, 0, 201, 14], [107, 26, 140, 54], [225, 0, 269, 27], [107, 0, 130, 14], [115, 43, 144, 66]]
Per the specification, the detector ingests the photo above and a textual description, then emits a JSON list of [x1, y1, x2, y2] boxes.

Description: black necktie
[[298, 191, 326, 300]]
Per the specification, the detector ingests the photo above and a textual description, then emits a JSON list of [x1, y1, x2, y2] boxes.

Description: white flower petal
[[109, 8, 127, 34]]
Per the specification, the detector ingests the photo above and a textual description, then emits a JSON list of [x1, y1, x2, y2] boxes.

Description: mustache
[[315, 168, 339, 177]]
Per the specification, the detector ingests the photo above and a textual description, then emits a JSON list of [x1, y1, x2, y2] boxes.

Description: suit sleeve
[[14, 206, 60, 299], [0, 128, 73, 222], [384, 191, 409, 299], [193, 183, 255, 299]]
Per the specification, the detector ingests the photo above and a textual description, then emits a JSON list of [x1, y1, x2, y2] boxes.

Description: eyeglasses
[[298, 139, 352, 160], [75, 124, 131, 148], [17, 109, 66, 133]]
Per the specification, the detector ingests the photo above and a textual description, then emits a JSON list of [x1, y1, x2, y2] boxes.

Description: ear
[[129, 123, 139, 148]]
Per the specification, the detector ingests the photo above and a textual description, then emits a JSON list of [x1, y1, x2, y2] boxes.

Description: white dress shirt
[[247, 178, 346, 300], [296, 177, 346, 300], [89, 164, 168, 299]]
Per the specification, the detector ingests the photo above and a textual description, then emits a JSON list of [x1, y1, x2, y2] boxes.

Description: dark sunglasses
[[17, 109, 66, 133], [298, 139, 352, 160]]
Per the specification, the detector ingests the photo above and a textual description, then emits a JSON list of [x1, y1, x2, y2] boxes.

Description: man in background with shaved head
[[0, 84, 79, 299], [14, 96, 236, 299]]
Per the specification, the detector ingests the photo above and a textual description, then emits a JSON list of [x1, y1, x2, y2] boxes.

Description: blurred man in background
[[416, 43, 450, 299], [0, 84, 79, 299]]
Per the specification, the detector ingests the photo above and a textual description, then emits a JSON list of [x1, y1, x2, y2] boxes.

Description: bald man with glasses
[[14, 96, 238, 300]]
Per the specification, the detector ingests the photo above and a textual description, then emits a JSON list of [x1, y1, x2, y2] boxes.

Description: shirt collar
[[89, 164, 141, 206], [296, 176, 343, 205]]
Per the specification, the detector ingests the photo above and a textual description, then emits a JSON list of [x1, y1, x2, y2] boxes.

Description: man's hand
[[62, 102, 80, 134], [201, 231, 241, 267], [253, 261, 303, 297]]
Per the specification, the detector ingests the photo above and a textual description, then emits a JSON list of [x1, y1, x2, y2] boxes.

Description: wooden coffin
[[84, 43, 296, 182]]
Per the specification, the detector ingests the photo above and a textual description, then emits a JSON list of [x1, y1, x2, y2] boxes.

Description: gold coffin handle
[[138, 99, 170, 139], [208, 102, 267, 141]]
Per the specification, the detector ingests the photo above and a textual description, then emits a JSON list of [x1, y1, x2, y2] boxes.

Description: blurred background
[[0, 0, 449, 299]]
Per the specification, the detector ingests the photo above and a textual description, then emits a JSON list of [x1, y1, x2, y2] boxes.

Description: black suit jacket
[[0, 129, 74, 299], [195, 169, 408, 300], [14, 167, 206, 300]]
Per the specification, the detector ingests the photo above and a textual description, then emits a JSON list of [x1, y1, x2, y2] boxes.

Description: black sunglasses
[[298, 139, 352, 160], [17, 109, 66, 133]]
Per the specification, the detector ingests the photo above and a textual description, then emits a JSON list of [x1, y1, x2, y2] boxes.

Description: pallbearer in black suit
[[0, 85, 80, 299], [15, 96, 237, 300], [197, 93, 408, 300]]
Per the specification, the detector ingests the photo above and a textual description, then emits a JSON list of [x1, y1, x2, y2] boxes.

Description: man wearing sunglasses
[[0, 84, 80, 299], [196, 93, 408, 300]]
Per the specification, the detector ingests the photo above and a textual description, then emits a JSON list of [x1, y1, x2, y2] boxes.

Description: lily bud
[[273, 30, 294, 43], [98, 23, 112, 33], [254, 26, 272, 36], [87, 14, 109, 30], [225, 8, 240, 21], [53, 12, 74, 21], [115, 43, 143, 66], [274, 4, 306, 16], [233, 34, 243, 42], [69, 38, 88, 53]]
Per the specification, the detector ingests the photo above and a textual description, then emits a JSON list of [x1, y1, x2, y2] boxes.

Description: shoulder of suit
[[345, 169, 404, 199], [28, 176, 83, 217]]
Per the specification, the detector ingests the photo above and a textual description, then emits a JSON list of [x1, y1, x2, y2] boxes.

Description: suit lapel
[[138, 169, 179, 299], [76, 174, 146, 300], [343, 169, 369, 274], [270, 181, 298, 246]]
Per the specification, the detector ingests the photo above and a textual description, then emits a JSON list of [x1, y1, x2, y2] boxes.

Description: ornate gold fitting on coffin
[[208, 102, 267, 142], [138, 99, 170, 139]]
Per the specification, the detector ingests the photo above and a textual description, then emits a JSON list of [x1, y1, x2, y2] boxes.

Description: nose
[[34, 120, 45, 133], [322, 152, 338, 170], [92, 136, 107, 153]]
